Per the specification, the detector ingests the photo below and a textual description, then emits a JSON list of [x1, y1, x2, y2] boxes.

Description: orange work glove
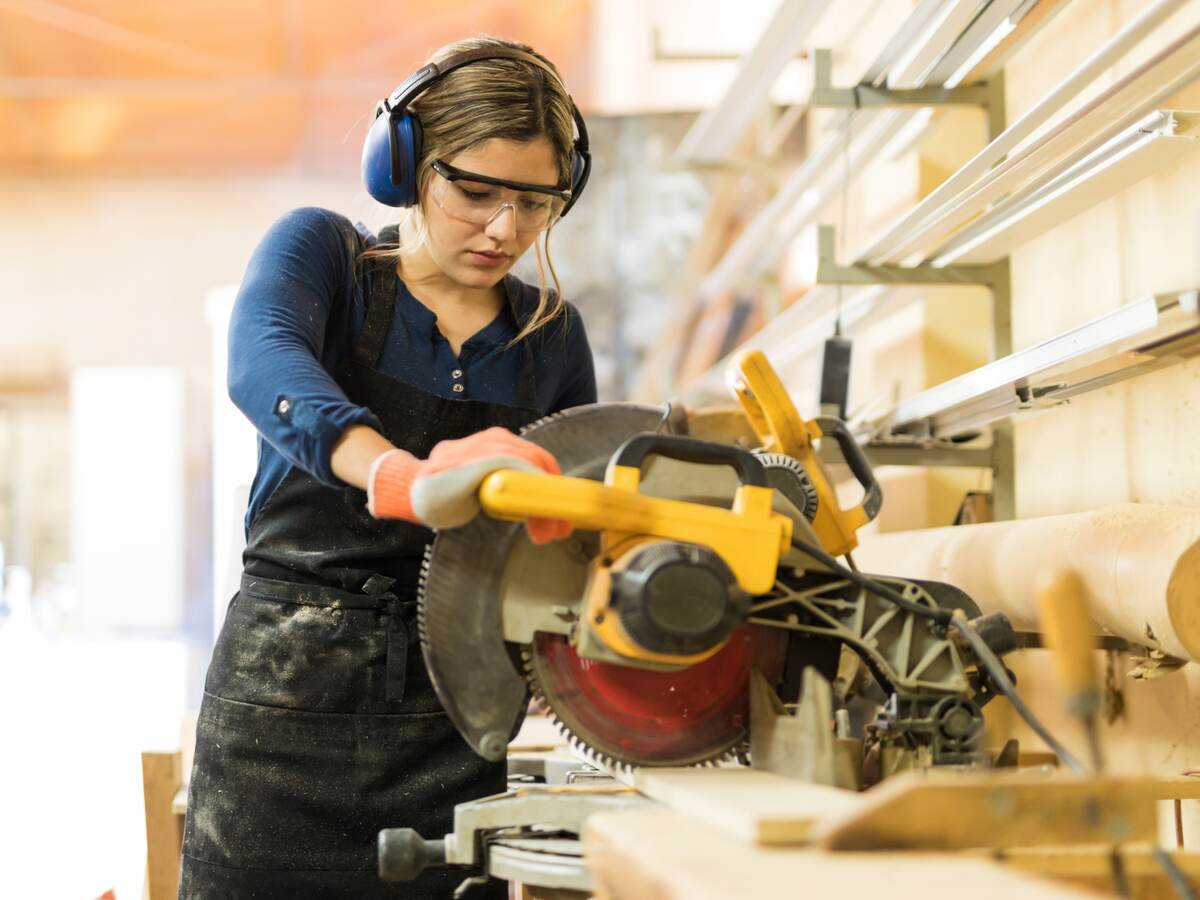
[[366, 426, 572, 545]]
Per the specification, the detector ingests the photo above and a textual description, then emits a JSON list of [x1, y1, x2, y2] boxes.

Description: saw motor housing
[[578, 537, 748, 668]]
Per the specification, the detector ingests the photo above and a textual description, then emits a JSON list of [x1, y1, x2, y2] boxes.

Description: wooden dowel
[[854, 504, 1200, 662]]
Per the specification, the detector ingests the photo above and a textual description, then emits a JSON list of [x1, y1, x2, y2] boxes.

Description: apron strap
[[363, 571, 410, 703], [500, 275, 541, 413], [353, 227, 400, 368], [515, 338, 538, 412]]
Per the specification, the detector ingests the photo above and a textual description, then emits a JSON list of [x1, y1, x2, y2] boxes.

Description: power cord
[[1154, 846, 1198, 900], [950, 611, 1087, 776], [788, 534, 1088, 775]]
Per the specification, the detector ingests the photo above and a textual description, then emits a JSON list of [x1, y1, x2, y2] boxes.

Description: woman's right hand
[[366, 427, 572, 544]]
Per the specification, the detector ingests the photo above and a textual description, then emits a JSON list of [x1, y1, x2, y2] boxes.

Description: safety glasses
[[429, 159, 571, 233]]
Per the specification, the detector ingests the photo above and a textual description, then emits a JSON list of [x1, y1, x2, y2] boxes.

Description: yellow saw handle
[[477, 434, 793, 596], [726, 349, 879, 556]]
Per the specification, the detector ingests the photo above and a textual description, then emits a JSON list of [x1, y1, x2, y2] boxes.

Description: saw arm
[[478, 433, 793, 596], [728, 349, 881, 556]]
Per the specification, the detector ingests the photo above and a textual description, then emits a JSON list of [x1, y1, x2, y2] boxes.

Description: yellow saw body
[[417, 351, 997, 771]]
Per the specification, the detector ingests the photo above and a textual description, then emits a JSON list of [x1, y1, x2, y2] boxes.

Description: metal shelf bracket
[[816, 224, 1011, 356], [819, 441, 997, 469], [814, 223, 1015, 520], [811, 49, 1006, 139]]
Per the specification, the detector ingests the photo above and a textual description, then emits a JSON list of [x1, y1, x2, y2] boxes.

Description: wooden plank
[[511, 713, 569, 752], [583, 809, 1095, 900], [141, 750, 183, 900], [812, 771, 1157, 851], [1146, 776, 1200, 801], [633, 767, 860, 846], [683, 404, 759, 447], [994, 847, 1200, 899]]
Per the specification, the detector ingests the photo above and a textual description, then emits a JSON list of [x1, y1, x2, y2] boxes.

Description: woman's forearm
[[330, 424, 399, 490]]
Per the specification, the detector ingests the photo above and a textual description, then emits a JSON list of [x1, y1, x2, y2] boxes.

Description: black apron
[[180, 232, 540, 899]]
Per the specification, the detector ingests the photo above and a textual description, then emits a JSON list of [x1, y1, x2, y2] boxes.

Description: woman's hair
[[362, 36, 578, 343]]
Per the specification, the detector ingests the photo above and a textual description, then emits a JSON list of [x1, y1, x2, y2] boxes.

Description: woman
[[180, 37, 596, 899]]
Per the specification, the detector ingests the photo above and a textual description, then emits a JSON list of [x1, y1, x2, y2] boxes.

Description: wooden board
[[812, 771, 1157, 851], [994, 847, 1200, 900], [583, 809, 1094, 900], [141, 751, 184, 900], [632, 767, 860, 845], [511, 714, 569, 752]]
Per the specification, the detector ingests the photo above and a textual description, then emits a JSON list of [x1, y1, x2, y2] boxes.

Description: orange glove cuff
[[366, 449, 424, 521]]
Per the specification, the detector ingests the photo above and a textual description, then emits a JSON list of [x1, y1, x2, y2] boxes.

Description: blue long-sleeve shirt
[[229, 207, 597, 532]]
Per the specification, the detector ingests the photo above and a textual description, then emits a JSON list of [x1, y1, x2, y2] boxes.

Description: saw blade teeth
[[426, 403, 741, 771], [523, 637, 747, 771]]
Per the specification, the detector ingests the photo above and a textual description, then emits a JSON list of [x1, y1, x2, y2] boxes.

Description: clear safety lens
[[432, 176, 565, 232]]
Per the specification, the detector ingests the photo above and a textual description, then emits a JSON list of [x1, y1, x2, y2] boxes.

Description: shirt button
[[276, 398, 291, 415], [452, 384, 465, 393], [451, 369, 463, 379]]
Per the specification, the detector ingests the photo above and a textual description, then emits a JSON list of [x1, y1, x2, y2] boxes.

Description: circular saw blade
[[419, 403, 670, 760], [525, 627, 788, 770], [420, 400, 791, 769]]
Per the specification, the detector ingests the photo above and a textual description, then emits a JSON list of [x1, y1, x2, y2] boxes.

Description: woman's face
[[419, 135, 562, 290]]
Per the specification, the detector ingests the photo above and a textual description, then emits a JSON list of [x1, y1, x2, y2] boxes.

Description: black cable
[[1109, 848, 1131, 898], [790, 533, 1089, 775], [789, 535, 951, 624], [950, 614, 1087, 776], [1154, 846, 1199, 900]]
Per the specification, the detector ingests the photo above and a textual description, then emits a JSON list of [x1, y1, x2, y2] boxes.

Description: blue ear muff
[[560, 144, 591, 219], [362, 109, 423, 208], [570, 151, 585, 193], [364, 48, 590, 214]]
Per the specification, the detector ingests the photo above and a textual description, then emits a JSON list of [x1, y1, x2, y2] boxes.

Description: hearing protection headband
[[369, 46, 591, 216]]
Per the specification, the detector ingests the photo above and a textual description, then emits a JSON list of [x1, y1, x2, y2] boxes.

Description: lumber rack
[[682, 8, 1200, 527]]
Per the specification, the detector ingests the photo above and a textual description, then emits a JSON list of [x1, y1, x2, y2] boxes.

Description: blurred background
[[3, 0, 1198, 896]]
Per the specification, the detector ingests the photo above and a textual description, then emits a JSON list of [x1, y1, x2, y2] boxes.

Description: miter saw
[[379, 350, 1020, 892]]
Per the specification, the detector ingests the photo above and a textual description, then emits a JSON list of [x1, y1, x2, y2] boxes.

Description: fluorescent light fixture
[[857, 0, 1193, 264], [931, 109, 1200, 265], [869, 290, 1200, 439], [943, 18, 1015, 88], [674, 0, 831, 166], [885, 0, 985, 89]]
